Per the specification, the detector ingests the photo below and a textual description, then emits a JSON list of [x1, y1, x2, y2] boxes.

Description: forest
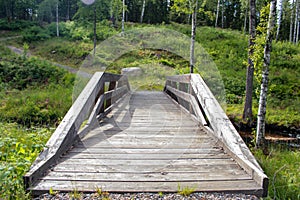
[[0, 0, 299, 199]]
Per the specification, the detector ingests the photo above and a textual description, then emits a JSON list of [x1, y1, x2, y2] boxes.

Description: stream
[[238, 129, 300, 148]]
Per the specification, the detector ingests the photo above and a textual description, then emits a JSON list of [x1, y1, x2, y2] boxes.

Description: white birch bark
[[122, 0, 125, 34], [93, 5, 96, 56], [256, 0, 277, 148], [221, 0, 225, 28], [293, 0, 299, 43], [276, 0, 282, 41], [215, 0, 220, 27], [190, 0, 198, 73], [290, 0, 295, 42], [140, 0, 146, 23], [56, 1, 59, 37]]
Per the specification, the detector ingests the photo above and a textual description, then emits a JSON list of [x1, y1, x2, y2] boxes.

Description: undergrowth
[[254, 146, 300, 200], [0, 122, 52, 199]]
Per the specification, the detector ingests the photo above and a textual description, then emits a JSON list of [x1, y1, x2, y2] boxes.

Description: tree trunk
[[93, 5, 96, 56], [256, 0, 277, 148], [215, 0, 220, 27], [297, 21, 300, 43], [122, 0, 125, 34], [66, 0, 70, 21], [293, 0, 299, 43], [56, 1, 59, 37], [188, 0, 192, 24], [243, 0, 256, 123], [243, 6, 248, 34], [140, 0, 146, 23], [221, 0, 225, 28], [290, 0, 295, 43], [276, 0, 282, 41], [190, 0, 198, 73]]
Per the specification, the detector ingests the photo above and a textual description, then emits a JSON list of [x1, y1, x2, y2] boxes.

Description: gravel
[[35, 192, 259, 200]]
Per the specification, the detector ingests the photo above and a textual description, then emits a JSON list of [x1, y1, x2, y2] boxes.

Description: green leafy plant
[[177, 183, 196, 197], [69, 188, 82, 199]]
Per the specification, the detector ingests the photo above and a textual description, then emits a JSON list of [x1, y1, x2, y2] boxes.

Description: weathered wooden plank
[[29, 180, 262, 196], [79, 137, 217, 144], [53, 163, 241, 173], [61, 152, 230, 160], [41, 171, 251, 182], [81, 133, 211, 139], [75, 141, 217, 149], [67, 147, 224, 154], [57, 157, 235, 166]]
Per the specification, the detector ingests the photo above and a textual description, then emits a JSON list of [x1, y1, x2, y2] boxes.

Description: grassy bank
[[0, 45, 74, 198], [254, 146, 300, 200], [11, 22, 299, 129]]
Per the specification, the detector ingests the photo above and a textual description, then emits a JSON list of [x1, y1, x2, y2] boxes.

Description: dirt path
[[6, 45, 92, 78]]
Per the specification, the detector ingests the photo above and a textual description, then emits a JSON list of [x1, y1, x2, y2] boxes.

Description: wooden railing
[[164, 74, 268, 197], [24, 72, 130, 189]]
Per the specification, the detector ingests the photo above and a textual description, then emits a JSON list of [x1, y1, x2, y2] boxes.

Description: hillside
[[4, 22, 299, 130]]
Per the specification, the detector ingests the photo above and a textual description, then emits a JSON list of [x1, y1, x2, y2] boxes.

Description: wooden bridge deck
[[29, 91, 262, 195]]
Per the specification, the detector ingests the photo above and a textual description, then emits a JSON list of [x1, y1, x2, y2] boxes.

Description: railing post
[[99, 82, 105, 114], [107, 81, 116, 108]]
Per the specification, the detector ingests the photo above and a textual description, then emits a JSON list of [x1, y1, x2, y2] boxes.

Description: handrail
[[164, 74, 268, 197], [24, 72, 130, 189]]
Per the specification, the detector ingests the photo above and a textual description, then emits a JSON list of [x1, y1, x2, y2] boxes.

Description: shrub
[[22, 25, 50, 42], [0, 123, 51, 199], [0, 19, 36, 31]]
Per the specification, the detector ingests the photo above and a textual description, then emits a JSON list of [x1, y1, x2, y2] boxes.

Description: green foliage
[[0, 55, 66, 90], [0, 84, 73, 127], [254, 146, 300, 200], [168, 23, 299, 127], [22, 25, 51, 42], [0, 45, 74, 126], [69, 188, 83, 199], [0, 19, 36, 31], [0, 122, 52, 199], [251, 3, 270, 85], [177, 183, 196, 197], [29, 37, 92, 68]]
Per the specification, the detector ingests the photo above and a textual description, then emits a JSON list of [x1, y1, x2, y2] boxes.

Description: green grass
[[254, 146, 300, 200], [29, 38, 93, 68], [19, 22, 299, 127], [0, 122, 52, 199]]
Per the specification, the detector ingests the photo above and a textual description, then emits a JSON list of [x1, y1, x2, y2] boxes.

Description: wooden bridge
[[24, 72, 268, 197]]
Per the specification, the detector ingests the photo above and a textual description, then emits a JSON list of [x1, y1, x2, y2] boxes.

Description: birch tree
[[172, 0, 198, 73], [293, 0, 299, 43], [122, 0, 125, 34], [221, 0, 225, 28], [215, 0, 220, 27], [140, 0, 146, 23], [56, 1, 59, 37], [290, 0, 295, 42], [276, 0, 283, 41], [256, 0, 277, 148], [243, 0, 256, 123], [241, 0, 249, 34]]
